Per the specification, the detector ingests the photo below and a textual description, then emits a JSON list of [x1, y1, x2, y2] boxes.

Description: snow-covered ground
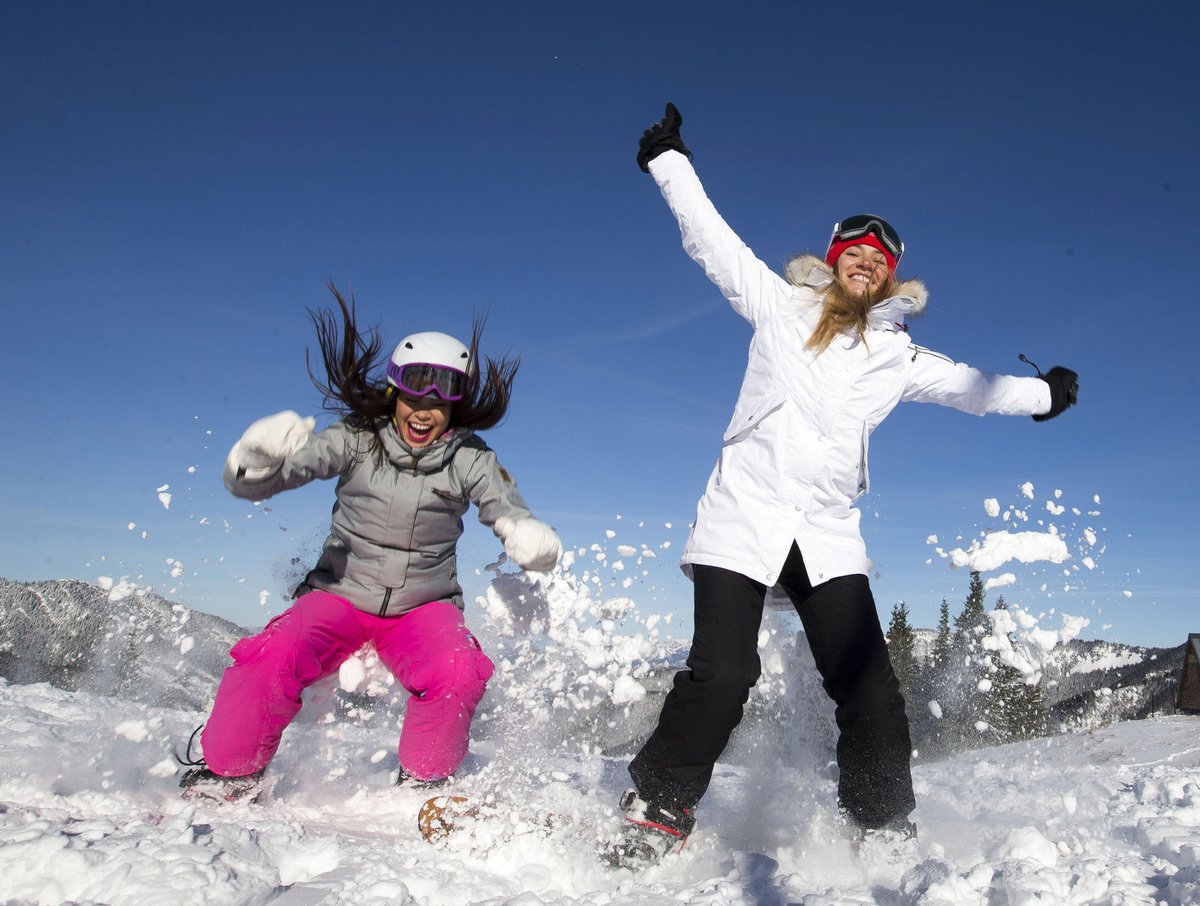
[[1, 678, 1198, 905], [2, 489, 1195, 904]]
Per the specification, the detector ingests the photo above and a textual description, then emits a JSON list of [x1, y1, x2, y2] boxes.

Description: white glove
[[226, 410, 316, 481], [494, 516, 562, 573]]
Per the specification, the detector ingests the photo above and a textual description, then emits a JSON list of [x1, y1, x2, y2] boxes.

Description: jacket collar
[[381, 420, 474, 471]]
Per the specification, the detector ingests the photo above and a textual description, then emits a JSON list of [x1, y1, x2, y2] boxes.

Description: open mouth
[[405, 421, 435, 445]]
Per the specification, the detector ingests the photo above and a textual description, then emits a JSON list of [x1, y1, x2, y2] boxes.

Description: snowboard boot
[[179, 766, 268, 804], [396, 766, 451, 790], [175, 724, 267, 803], [600, 789, 695, 870], [849, 814, 918, 861]]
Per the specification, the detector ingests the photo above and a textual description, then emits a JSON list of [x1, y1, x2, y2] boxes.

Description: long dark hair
[[308, 283, 519, 455]]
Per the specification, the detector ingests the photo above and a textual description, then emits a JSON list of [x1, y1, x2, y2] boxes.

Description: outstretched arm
[[637, 103, 793, 328], [902, 347, 1079, 420], [224, 415, 350, 499]]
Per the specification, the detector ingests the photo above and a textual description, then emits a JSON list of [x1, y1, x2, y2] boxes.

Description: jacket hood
[[785, 254, 928, 326]]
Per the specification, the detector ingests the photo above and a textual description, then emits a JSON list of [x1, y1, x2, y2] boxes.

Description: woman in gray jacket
[[609, 105, 1079, 866], [179, 287, 562, 800]]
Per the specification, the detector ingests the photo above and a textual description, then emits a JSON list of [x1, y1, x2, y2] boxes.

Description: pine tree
[[982, 596, 1048, 741], [954, 571, 987, 642], [931, 598, 952, 669], [886, 601, 918, 699], [940, 571, 989, 751]]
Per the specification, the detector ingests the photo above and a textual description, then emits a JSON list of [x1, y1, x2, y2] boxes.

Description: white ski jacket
[[647, 150, 1051, 589]]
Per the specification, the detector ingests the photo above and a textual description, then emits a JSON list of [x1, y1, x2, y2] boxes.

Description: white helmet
[[387, 331, 471, 401]]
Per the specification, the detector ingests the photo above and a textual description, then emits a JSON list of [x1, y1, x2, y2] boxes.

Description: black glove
[[1032, 366, 1079, 422], [637, 102, 691, 173]]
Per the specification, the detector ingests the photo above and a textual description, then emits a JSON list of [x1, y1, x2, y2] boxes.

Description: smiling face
[[835, 243, 892, 299], [393, 392, 453, 449]]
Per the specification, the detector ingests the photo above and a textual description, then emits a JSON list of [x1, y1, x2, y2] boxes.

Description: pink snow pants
[[200, 590, 495, 780]]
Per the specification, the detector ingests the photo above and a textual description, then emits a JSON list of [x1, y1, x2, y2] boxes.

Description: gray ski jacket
[[224, 418, 535, 617]]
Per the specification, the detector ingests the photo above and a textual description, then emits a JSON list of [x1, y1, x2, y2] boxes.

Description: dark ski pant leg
[[780, 557, 916, 829], [628, 564, 766, 811]]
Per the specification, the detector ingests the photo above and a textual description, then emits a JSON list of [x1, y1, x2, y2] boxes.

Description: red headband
[[825, 234, 897, 272]]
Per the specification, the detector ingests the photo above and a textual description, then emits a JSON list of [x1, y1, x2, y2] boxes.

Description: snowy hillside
[[1, 569, 1198, 903]]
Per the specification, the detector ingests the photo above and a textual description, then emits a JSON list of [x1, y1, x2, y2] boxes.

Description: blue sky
[[2, 1, 1196, 647]]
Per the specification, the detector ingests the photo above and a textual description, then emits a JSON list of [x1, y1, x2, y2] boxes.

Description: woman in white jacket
[[610, 104, 1079, 866]]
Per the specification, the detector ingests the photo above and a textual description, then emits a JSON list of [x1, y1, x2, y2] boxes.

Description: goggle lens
[[387, 362, 467, 402]]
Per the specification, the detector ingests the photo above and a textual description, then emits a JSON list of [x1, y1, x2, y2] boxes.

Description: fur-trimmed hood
[[784, 254, 928, 328]]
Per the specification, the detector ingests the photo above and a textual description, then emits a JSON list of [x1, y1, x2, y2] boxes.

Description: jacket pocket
[[723, 392, 786, 443]]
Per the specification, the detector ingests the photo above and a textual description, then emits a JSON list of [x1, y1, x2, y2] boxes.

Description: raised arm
[[638, 103, 793, 328]]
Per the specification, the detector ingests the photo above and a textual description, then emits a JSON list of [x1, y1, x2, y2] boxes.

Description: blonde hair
[[805, 266, 896, 354]]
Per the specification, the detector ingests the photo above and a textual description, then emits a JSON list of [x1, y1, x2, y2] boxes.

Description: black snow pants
[[628, 542, 916, 829]]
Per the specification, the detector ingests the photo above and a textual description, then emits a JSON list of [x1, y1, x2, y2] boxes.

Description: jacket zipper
[[378, 588, 392, 617]]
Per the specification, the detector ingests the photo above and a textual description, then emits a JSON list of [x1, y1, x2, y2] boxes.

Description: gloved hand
[[494, 516, 563, 573], [637, 102, 691, 173], [226, 410, 316, 480], [1032, 366, 1079, 422]]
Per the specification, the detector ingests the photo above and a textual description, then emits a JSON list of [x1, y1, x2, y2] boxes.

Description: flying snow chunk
[[926, 534, 938, 545], [984, 572, 1016, 590], [158, 491, 172, 510], [1046, 501, 1065, 516], [339, 656, 367, 693], [949, 530, 1069, 572], [984, 498, 1000, 518], [616, 545, 637, 558], [114, 720, 151, 742], [610, 674, 646, 705], [1020, 482, 1035, 500], [928, 700, 943, 719]]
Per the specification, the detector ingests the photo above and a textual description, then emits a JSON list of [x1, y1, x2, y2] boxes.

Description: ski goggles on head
[[386, 362, 468, 402], [828, 214, 904, 264]]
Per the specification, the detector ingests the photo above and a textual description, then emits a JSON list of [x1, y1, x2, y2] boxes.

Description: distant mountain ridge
[[0, 577, 1188, 748], [0, 577, 246, 712], [907, 626, 1186, 733]]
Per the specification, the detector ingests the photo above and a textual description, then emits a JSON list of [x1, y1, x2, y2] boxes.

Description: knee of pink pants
[[377, 601, 495, 781], [201, 591, 364, 775]]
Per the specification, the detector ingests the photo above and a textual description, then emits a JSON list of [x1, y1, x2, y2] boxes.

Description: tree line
[[885, 570, 1048, 760]]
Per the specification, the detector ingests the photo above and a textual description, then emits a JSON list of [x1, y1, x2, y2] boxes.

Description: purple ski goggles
[[386, 362, 468, 402]]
